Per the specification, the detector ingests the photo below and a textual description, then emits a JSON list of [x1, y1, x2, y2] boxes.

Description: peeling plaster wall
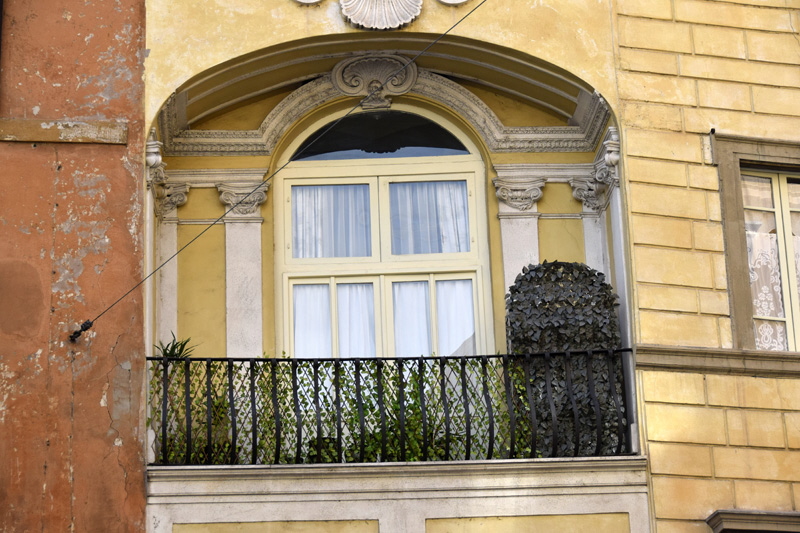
[[0, 1, 146, 531]]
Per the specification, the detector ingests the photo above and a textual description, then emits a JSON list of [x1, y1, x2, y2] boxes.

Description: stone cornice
[[635, 344, 800, 378], [148, 455, 647, 500], [159, 58, 610, 157], [707, 510, 800, 533], [493, 163, 595, 211], [165, 168, 269, 187]]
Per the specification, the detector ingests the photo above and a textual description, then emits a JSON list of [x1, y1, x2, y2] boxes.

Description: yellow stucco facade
[[142, 1, 800, 532]]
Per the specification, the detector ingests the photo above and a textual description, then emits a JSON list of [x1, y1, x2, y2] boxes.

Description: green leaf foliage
[[505, 261, 621, 354]]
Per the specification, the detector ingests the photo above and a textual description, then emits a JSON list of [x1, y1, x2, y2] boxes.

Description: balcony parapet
[[147, 350, 631, 466]]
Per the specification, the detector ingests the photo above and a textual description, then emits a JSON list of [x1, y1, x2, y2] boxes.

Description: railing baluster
[[543, 353, 558, 458], [501, 354, 515, 459], [249, 360, 257, 464], [480, 356, 494, 460], [146, 350, 633, 466], [376, 359, 387, 462], [334, 360, 342, 464], [397, 359, 406, 462], [355, 360, 365, 463], [522, 354, 537, 458], [270, 359, 282, 464], [607, 349, 626, 455], [418, 357, 429, 462], [160, 358, 169, 464], [205, 360, 212, 464], [439, 357, 451, 461], [563, 351, 581, 457], [292, 359, 302, 464], [227, 360, 238, 464], [184, 358, 192, 464], [585, 350, 603, 456], [460, 357, 471, 461], [618, 349, 633, 454], [313, 360, 322, 463]]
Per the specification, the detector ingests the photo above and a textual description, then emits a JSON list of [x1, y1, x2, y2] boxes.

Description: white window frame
[[741, 169, 800, 350], [275, 155, 493, 359]]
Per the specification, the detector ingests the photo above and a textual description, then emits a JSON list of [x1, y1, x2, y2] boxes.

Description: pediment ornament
[[294, 0, 468, 30], [331, 55, 418, 109], [341, 0, 422, 30]]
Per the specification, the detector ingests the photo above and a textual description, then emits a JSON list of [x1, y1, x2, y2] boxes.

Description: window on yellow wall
[[741, 170, 800, 350], [714, 135, 800, 350], [276, 111, 492, 359]]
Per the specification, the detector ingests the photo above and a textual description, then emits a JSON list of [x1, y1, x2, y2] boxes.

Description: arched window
[[275, 109, 492, 359], [291, 111, 469, 161]]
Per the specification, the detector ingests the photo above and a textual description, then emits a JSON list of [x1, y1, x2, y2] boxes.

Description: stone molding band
[[159, 55, 610, 157]]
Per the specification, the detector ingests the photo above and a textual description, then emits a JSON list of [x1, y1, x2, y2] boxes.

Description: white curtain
[[436, 280, 475, 356], [390, 181, 470, 255], [292, 184, 371, 258], [337, 283, 376, 358], [293, 284, 332, 358], [393, 281, 431, 356], [746, 231, 788, 350]]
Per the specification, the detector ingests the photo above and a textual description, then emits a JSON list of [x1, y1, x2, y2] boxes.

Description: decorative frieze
[[158, 62, 610, 157], [493, 163, 595, 211], [331, 55, 417, 109], [217, 182, 270, 217]]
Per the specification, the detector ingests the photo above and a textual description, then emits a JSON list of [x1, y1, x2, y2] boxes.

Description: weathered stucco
[[0, 0, 146, 531], [144, 0, 619, 126]]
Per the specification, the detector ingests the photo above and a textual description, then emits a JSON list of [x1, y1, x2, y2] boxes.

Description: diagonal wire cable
[[70, 0, 488, 342]]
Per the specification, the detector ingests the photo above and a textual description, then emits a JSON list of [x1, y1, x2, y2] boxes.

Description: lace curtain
[[746, 231, 788, 350]]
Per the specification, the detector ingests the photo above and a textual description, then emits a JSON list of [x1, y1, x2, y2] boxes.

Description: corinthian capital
[[493, 175, 546, 211], [217, 182, 270, 217]]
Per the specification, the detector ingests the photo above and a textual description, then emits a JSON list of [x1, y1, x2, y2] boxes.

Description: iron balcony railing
[[147, 350, 631, 466]]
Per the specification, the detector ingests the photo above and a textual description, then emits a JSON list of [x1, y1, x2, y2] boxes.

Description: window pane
[[293, 284, 331, 358], [788, 179, 800, 209], [745, 210, 785, 319], [292, 184, 371, 258], [337, 283, 375, 358], [741, 175, 774, 208], [291, 111, 469, 161], [393, 281, 431, 356], [754, 319, 788, 351], [436, 280, 475, 356], [390, 181, 470, 255]]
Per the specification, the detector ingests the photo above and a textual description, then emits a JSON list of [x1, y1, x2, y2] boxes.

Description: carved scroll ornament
[[217, 182, 270, 216], [331, 55, 418, 108], [493, 176, 546, 211]]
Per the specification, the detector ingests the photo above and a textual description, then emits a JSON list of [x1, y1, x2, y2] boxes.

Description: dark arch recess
[[292, 110, 470, 161]]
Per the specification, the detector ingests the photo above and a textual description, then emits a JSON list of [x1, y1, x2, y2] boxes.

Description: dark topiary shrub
[[503, 261, 625, 458], [506, 261, 620, 353]]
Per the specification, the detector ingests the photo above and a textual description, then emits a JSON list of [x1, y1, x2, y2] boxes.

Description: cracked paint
[[0, 0, 146, 531]]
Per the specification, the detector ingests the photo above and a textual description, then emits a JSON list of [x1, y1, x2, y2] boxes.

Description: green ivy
[[504, 261, 625, 457], [505, 261, 620, 354]]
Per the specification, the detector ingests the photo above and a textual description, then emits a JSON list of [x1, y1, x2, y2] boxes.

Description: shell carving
[[331, 55, 418, 108], [340, 0, 423, 30]]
